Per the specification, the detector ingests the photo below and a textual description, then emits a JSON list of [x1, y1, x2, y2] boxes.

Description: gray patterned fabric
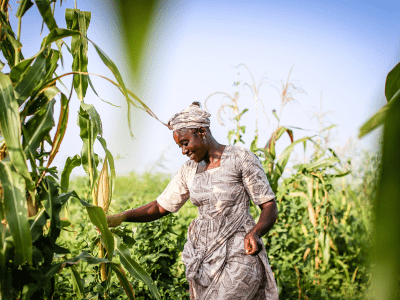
[[168, 103, 211, 131], [157, 145, 279, 300]]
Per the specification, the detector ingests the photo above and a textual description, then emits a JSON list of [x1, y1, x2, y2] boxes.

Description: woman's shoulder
[[228, 145, 256, 158]]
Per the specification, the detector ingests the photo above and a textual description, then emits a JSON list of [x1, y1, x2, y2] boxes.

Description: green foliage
[[0, 1, 161, 299], [363, 61, 400, 300]]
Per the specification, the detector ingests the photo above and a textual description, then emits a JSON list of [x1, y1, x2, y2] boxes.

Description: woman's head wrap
[[168, 102, 211, 131]]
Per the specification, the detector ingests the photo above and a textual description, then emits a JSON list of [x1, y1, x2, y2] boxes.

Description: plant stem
[[15, 16, 21, 65]]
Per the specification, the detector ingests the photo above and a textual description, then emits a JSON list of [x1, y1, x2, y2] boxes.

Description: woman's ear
[[198, 127, 206, 139]]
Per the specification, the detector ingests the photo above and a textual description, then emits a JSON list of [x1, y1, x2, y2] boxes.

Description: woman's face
[[173, 129, 207, 163]]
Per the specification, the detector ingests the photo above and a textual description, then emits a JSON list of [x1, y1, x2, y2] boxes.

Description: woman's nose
[[182, 146, 188, 155]]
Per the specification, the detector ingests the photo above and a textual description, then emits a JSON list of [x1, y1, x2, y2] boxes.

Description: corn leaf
[[35, 0, 58, 30], [0, 72, 33, 187], [26, 86, 60, 116], [22, 99, 55, 156], [385, 61, 400, 102], [370, 81, 400, 300], [60, 155, 81, 191], [358, 93, 398, 138], [108, 264, 136, 300], [78, 105, 99, 187], [79, 199, 114, 260], [115, 236, 161, 300], [14, 51, 48, 105], [16, 0, 34, 18], [70, 265, 85, 299], [29, 207, 47, 242], [21, 283, 39, 300], [0, 159, 32, 264], [46, 93, 69, 169], [304, 157, 340, 171]]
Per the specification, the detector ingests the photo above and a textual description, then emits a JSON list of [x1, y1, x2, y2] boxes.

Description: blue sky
[[7, 0, 400, 175]]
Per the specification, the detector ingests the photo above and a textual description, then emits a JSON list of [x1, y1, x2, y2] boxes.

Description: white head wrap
[[168, 102, 211, 131]]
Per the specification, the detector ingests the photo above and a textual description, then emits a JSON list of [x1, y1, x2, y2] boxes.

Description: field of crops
[[0, 0, 399, 299], [51, 150, 375, 299]]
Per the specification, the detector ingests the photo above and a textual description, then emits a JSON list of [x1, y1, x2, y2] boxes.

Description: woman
[[107, 102, 279, 300]]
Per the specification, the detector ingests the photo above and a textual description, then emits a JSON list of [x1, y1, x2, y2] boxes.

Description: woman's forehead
[[173, 129, 192, 143]]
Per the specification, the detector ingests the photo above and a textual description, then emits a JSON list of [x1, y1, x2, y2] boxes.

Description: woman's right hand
[[106, 213, 125, 228]]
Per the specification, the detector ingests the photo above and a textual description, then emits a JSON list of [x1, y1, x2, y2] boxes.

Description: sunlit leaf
[[16, 0, 34, 18], [79, 199, 114, 260], [22, 99, 55, 156], [60, 155, 81, 190], [385, 61, 400, 102], [115, 236, 161, 300], [0, 72, 33, 187], [0, 159, 32, 264]]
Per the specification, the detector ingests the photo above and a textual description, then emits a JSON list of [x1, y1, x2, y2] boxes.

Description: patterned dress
[[156, 145, 279, 300]]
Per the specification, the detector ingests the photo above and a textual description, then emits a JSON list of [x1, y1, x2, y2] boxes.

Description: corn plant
[[205, 87, 248, 145], [359, 61, 400, 300], [0, 1, 161, 299]]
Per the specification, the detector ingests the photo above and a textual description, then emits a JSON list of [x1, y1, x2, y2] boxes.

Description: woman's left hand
[[244, 231, 263, 256]]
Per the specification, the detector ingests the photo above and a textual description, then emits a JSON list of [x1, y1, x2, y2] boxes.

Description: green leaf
[[60, 155, 81, 190], [81, 102, 102, 136], [78, 105, 99, 188], [370, 78, 400, 299], [115, 236, 161, 300], [21, 283, 39, 300], [265, 126, 294, 160], [0, 72, 33, 187], [385, 62, 400, 102], [0, 159, 32, 264], [359, 91, 400, 138], [70, 265, 85, 299], [66, 9, 91, 100], [22, 99, 55, 156], [10, 58, 35, 84], [79, 199, 114, 260], [108, 264, 136, 300], [305, 157, 340, 171], [35, 0, 58, 30], [0, 221, 13, 300], [26, 85, 60, 117], [14, 51, 48, 105], [29, 207, 47, 242], [16, 0, 34, 18]]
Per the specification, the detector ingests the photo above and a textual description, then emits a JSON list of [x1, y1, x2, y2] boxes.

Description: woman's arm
[[244, 199, 278, 256], [106, 200, 170, 227]]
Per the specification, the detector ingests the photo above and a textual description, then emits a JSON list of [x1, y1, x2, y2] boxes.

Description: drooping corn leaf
[[26, 85, 60, 117], [22, 99, 55, 156], [79, 199, 114, 260], [66, 9, 91, 100], [304, 157, 340, 172], [0, 159, 32, 265], [115, 236, 161, 300], [78, 104, 99, 189], [0, 72, 33, 187], [265, 126, 294, 160], [16, 0, 34, 18], [35, 0, 58, 30], [14, 50, 48, 105], [60, 155, 81, 191]]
